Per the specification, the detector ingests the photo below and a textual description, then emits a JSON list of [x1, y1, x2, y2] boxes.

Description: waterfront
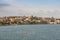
[[0, 24, 60, 40], [0, 16, 60, 25]]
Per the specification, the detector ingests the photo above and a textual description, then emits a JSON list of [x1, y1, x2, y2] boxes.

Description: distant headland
[[0, 16, 60, 25]]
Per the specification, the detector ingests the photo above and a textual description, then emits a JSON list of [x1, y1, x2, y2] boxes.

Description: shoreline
[[0, 16, 60, 25], [0, 24, 59, 26]]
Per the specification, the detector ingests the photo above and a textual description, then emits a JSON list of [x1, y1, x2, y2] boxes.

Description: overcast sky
[[0, 0, 60, 18]]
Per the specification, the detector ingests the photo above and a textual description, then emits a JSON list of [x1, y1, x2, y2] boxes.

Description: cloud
[[0, 0, 60, 18], [0, 4, 60, 18]]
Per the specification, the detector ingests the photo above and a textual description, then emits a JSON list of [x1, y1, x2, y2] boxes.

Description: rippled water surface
[[0, 24, 60, 40]]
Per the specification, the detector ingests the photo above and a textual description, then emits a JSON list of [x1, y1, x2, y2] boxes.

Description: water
[[0, 24, 60, 40]]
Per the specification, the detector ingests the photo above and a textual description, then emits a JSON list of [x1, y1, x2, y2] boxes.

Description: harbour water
[[0, 24, 60, 40]]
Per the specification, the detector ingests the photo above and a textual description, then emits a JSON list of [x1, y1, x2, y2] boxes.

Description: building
[[56, 19, 60, 24]]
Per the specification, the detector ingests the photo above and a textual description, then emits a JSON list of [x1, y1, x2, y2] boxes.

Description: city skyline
[[0, 0, 60, 18]]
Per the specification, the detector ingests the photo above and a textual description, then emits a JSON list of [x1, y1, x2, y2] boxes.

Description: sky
[[0, 0, 60, 18]]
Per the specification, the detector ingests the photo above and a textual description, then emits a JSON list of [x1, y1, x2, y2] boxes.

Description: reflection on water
[[0, 25, 60, 40]]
